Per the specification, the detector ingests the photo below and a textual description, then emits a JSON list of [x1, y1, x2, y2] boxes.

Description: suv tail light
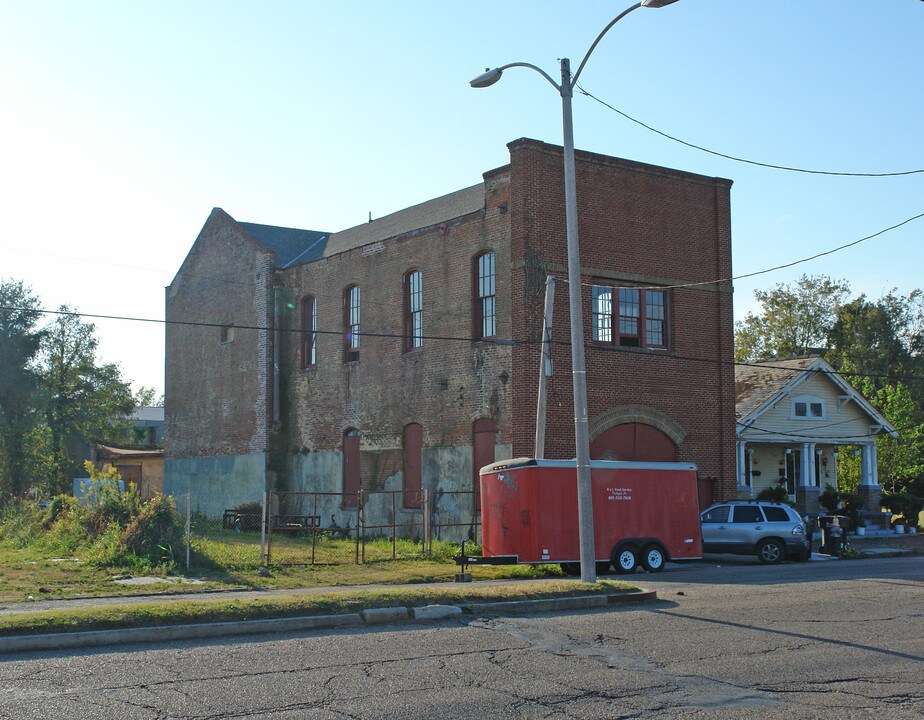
[[791, 524, 805, 536]]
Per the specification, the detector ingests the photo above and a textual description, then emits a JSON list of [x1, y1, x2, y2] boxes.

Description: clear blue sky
[[1, 1, 921, 398]]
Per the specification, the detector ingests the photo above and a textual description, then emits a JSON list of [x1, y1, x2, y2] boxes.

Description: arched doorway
[[590, 422, 677, 462]]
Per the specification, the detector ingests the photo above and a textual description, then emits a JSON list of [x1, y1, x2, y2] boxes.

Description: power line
[[8, 304, 924, 386], [568, 209, 924, 293], [577, 84, 924, 178]]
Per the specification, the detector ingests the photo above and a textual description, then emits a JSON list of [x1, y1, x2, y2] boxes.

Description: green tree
[[735, 275, 850, 362], [0, 279, 45, 495], [36, 308, 136, 493], [828, 290, 924, 396]]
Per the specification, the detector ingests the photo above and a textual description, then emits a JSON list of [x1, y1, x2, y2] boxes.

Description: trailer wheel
[[613, 546, 638, 574], [641, 544, 665, 573]]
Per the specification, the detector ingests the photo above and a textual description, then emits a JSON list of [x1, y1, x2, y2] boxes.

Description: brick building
[[165, 138, 736, 529]]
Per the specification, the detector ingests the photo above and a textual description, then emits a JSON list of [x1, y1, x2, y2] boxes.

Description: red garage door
[[590, 423, 677, 462]]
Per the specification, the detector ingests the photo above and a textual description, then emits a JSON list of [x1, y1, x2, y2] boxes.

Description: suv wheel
[[756, 538, 784, 564]]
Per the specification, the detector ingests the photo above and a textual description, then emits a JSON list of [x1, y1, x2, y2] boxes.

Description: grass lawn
[[0, 531, 566, 603], [0, 579, 639, 637]]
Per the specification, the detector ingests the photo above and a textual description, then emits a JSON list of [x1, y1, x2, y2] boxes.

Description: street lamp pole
[[471, 0, 679, 584]]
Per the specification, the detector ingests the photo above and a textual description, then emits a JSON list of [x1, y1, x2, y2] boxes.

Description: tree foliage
[[0, 279, 45, 495], [36, 309, 136, 493], [735, 275, 850, 363]]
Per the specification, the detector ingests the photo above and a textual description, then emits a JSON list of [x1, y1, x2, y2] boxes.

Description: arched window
[[343, 285, 360, 362], [301, 296, 316, 368], [403, 423, 422, 508], [405, 270, 423, 352], [342, 428, 361, 507], [473, 252, 496, 340]]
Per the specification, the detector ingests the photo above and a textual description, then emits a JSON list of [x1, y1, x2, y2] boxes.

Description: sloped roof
[[238, 223, 330, 269], [735, 357, 819, 419], [232, 183, 485, 269], [323, 184, 485, 258], [735, 356, 898, 438], [96, 444, 164, 459]]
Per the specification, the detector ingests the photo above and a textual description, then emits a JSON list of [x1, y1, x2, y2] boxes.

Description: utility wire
[[8, 304, 924, 386], [577, 84, 924, 178], [569, 209, 924, 293]]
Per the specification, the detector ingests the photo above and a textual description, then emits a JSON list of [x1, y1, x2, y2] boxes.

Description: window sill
[[589, 343, 673, 355]]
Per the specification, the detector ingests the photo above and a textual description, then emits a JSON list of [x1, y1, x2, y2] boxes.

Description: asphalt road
[[0, 555, 921, 719]]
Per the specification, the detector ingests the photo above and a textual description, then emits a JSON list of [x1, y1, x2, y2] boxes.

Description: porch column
[[862, 443, 879, 487], [858, 442, 882, 514], [801, 443, 815, 487], [796, 442, 820, 516], [861, 444, 875, 486], [736, 441, 747, 487]]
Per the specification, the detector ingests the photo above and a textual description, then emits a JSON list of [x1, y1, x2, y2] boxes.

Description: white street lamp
[[471, 0, 680, 584]]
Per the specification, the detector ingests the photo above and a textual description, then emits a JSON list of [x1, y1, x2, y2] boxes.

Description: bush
[[0, 498, 44, 549], [234, 500, 263, 532], [819, 485, 841, 514], [79, 462, 142, 536], [121, 494, 183, 566], [756, 485, 792, 505], [882, 491, 923, 528], [839, 491, 865, 529], [42, 494, 74, 529]]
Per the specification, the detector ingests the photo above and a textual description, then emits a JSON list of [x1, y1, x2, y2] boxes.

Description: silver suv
[[700, 501, 810, 563]]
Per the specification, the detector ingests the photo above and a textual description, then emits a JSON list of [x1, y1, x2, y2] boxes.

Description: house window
[[792, 396, 825, 419], [592, 286, 667, 349], [343, 285, 360, 362], [474, 252, 496, 339], [405, 270, 423, 352], [403, 423, 422, 508], [220, 325, 235, 344], [301, 296, 316, 368]]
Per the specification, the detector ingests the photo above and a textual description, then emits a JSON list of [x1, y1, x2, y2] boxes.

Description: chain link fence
[[175, 489, 481, 570]]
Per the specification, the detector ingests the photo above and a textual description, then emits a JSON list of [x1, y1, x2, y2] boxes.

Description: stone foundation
[[857, 485, 883, 514], [795, 486, 820, 517]]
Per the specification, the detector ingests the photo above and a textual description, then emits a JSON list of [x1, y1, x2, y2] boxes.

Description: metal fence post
[[185, 493, 191, 570], [422, 488, 431, 556], [261, 490, 269, 568], [392, 491, 397, 560], [311, 491, 318, 565]]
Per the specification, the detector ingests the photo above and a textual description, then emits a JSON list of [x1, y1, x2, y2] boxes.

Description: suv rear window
[[762, 506, 791, 522], [731, 506, 764, 523]]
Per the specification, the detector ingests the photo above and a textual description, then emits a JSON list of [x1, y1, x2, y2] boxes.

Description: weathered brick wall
[[278, 173, 513, 492], [506, 139, 737, 499], [165, 209, 273, 459]]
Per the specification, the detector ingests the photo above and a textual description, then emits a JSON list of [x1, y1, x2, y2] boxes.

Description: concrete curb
[[0, 590, 657, 655]]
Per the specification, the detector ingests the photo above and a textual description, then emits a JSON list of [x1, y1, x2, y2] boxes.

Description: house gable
[[736, 358, 897, 444]]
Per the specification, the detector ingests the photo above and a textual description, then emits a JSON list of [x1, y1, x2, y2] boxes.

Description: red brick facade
[[166, 138, 736, 504]]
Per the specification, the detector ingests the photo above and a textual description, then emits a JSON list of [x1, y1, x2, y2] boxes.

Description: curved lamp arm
[[470, 62, 561, 92], [570, 3, 642, 88]]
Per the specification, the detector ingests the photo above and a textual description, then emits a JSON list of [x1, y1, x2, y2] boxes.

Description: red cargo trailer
[[478, 457, 703, 573]]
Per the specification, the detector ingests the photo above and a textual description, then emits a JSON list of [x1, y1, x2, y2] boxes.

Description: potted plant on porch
[[882, 491, 922, 535]]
